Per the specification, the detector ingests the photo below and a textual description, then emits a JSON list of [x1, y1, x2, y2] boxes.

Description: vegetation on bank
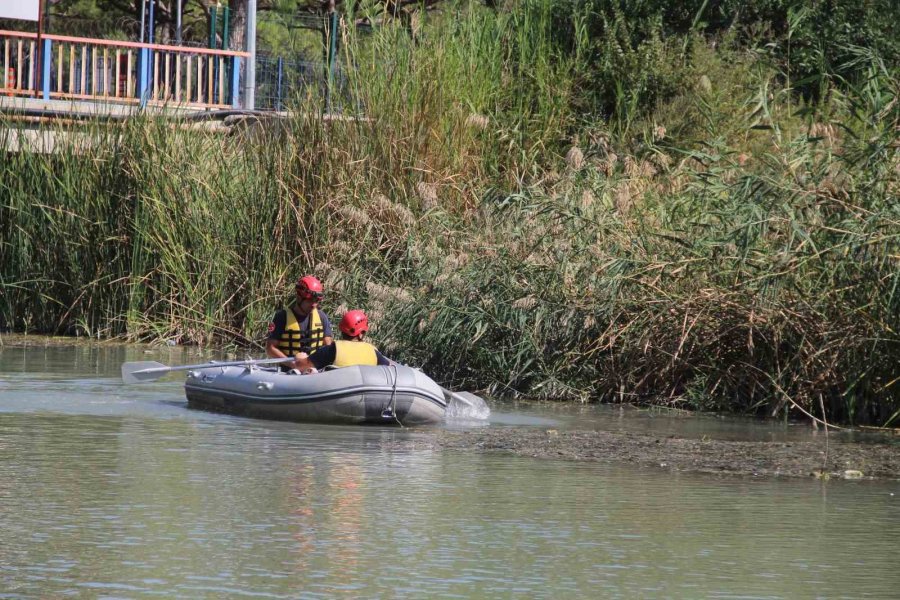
[[1, 1, 898, 426]]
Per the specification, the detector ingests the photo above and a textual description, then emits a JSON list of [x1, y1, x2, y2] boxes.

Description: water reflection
[[1, 341, 899, 597]]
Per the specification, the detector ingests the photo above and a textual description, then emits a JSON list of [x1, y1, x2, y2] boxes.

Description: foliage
[[1, 0, 898, 425]]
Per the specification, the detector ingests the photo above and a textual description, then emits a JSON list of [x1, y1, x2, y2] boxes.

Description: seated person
[[266, 275, 334, 371], [292, 310, 391, 372]]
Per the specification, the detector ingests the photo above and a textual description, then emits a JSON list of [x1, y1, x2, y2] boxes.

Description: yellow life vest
[[333, 340, 378, 367], [277, 307, 325, 356]]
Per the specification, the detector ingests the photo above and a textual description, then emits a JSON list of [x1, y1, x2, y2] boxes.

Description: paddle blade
[[446, 391, 491, 420], [455, 391, 485, 406], [121, 361, 169, 384]]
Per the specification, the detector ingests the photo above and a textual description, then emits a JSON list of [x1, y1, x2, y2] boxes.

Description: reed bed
[[1, 1, 897, 425]]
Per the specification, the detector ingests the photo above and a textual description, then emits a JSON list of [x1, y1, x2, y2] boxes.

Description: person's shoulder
[[317, 309, 333, 333], [267, 309, 287, 337]]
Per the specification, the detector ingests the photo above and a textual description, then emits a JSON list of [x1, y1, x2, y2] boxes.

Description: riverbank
[[403, 428, 900, 481], [3, 334, 898, 480]]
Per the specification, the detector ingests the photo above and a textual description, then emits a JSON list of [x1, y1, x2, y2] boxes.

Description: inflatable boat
[[183, 362, 448, 426]]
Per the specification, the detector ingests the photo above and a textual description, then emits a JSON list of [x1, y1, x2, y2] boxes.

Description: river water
[[1, 341, 897, 598]]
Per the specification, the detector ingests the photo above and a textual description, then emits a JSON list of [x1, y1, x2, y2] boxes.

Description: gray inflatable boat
[[184, 363, 448, 426]]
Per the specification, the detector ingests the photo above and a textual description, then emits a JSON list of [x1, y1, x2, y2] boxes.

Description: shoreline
[[3, 333, 899, 480]]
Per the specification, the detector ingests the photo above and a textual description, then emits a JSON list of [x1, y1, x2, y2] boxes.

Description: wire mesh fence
[[254, 54, 323, 111], [254, 53, 357, 114]]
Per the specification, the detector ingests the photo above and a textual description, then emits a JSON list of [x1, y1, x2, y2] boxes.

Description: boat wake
[[445, 392, 491, 420]]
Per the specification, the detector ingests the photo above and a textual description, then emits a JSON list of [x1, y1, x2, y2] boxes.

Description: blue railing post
[[138, 47, 150, 107], [230, 56, 241, 108], [41, 39, 52, 100]]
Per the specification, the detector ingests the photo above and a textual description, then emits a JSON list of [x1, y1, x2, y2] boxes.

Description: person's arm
[[375, 349, 392, 366], [266, 339, 293, 364], [293, 344, 336, 373], [265, 311, 294, 367], [320, 310, 334, 346], [292, 352, 313, 372]]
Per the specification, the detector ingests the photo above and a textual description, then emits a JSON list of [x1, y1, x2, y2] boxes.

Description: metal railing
[[0, 29, 248, 109]]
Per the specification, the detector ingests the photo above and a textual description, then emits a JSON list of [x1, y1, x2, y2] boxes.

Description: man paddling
[[266, 275, 334, 369], [291, 310, 391, 373]]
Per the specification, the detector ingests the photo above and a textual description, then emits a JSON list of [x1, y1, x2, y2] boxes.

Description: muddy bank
[[407, 428, 900, 480]]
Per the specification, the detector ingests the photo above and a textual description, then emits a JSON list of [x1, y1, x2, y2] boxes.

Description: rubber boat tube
[[184, 363, 448, 426]]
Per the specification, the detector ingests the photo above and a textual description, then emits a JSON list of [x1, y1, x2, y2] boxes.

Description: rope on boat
[[384, 364, 403, 427]]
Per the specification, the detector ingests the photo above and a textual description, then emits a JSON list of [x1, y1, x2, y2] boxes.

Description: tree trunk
[[229, 0, 247, 51]]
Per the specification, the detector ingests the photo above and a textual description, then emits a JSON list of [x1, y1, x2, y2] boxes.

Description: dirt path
[[404, 428, 900, 480]]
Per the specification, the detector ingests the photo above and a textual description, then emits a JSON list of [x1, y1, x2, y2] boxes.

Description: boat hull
[[184, 364, 447, 426]]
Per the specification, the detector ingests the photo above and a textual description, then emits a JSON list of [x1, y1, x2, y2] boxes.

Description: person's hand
[[292, 353, 309, 370]]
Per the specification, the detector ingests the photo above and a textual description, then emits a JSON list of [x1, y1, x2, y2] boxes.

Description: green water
[[0, 342, 897, 598]]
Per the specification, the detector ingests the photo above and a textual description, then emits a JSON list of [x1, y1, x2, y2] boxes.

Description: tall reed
[[1, 1, 897, 425]]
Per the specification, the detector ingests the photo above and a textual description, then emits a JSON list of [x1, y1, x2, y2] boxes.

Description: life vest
[[333, 340, 378, 367], [276, 307, 325, 356]]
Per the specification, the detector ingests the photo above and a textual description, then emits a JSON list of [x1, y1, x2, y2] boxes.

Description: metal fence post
[[325, 10, 338, 115], [223, 7, 230, 49], [276, 57, 284, 111], [245, 0, 257, 110], [41, 38, 51, 100], [209, 6, 217, 49]]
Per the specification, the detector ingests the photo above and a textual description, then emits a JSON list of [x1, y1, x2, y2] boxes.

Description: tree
[[1, 0, 463, 52]]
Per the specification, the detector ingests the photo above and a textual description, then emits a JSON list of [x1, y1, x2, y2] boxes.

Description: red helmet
[[296, 275, 324, 302], [340, 310, 369, 337]]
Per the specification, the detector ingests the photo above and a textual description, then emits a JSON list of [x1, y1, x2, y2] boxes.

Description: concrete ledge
[[0, 96, 218, 118]]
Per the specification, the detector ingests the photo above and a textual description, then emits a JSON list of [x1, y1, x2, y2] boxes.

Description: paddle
[[121, 357, 290, 384], [442, 388, 491, 418], [444, 389, 481, 408]]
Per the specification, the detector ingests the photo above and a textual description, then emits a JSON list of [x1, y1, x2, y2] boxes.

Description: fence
[[0, 20, 363, 113], [255, 55, 319, 111], [0, 29, 248, 109], [255, 54, 359, 114]]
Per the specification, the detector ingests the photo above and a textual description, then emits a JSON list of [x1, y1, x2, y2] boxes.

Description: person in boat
[[291, 310, 391, 372], [266, 275, 334, 369]]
